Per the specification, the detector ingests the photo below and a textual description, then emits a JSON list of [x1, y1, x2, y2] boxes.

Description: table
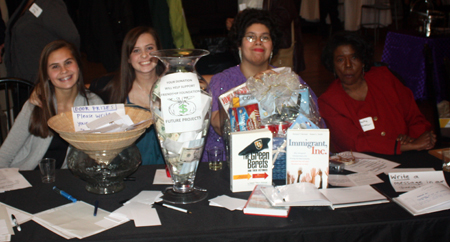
[[2, 151, 450, 241], [299, 0, 392, 31], [381, 31, 450, 102]]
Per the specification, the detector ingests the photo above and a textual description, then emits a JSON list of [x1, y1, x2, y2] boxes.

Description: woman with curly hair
[[205, 8, 319, 161], [318, 32, 435, 154]]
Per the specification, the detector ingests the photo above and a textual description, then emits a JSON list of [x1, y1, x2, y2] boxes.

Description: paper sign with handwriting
[[344, 152, 400, 175], [328, 171, 383, 187], [72, 104, 125, 131], [389, 171, 447, 192]]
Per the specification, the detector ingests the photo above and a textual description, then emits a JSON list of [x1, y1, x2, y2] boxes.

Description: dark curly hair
[[228, 8, 282, 57], [321, 31, 373, 73]]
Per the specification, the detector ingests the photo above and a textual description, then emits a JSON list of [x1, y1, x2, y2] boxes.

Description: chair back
[[421, 44, 442, 142], [0, 78, 34, 143]]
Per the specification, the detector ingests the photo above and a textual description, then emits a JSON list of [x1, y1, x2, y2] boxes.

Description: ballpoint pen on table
[[153, 202, 191, 214], [53, 186, 77, 203], [94, 200, 99, 216], [11, 214, 21, 232]]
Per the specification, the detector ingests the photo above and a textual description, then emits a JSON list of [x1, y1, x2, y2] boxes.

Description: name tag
[[359, 117, 375, 132], [29, 3, 43, 18]]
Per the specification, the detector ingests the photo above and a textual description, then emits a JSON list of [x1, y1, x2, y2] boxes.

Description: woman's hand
[[400, 131, 436, 152], [397, 134, 414, 145]]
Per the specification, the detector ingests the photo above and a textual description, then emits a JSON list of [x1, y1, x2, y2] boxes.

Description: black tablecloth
[[2, 150, 450, 241]]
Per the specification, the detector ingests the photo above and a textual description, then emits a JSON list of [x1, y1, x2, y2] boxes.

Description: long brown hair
[[29, 40, 88, 138], [103, 26, 165, 103]]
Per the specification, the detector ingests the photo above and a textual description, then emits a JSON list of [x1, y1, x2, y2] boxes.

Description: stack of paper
[[0, 168, 32, 192], [0, 202, 32, 241], [110, 191, 162, 227], [209, 195, 247, 211], [33, 201, 129, 239]]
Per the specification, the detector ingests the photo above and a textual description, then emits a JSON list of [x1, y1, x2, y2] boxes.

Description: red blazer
[[318, 66, 431, 154]]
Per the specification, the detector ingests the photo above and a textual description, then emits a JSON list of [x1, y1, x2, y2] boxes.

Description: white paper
[[29, 3, 43, 17], [160, 72, 203, 133], [320, 185, 389, 209], [393, 183, 450, 216], [343, 152, 400, 175], [0, 168, 32, 192], [72, 104, 125, 131], [384, 167, 435, 175], [328, 172, 383, 187], [153, 169, 174, 185], [208, 195, 247, 211], [130, 202, 161, 227], [33, 201, 128, 239], [126, 191, 163, 205], [389, 171, 447, 192], [359, 117, 375, 132], [261, 183, 332, 207]]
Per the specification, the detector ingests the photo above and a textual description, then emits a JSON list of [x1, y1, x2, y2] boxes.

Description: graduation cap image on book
[[239, 138, 271, 156]]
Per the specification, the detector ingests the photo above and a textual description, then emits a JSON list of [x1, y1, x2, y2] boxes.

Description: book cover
[[230, 129, 273, 192], [243, 185, 290, 217], [286, 129, 330, 188]]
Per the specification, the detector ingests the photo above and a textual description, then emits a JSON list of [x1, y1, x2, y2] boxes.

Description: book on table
[[243, 185, 290, 217], [393, 183, 450, 216], [260, 183, 390, 209]]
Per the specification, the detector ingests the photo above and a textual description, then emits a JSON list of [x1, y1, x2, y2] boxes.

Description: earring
[[269, 52, 273, 63], [333, 72, 337, 79], [238, 49, 242, 62]]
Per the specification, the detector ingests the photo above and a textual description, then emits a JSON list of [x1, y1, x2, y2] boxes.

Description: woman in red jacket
[[318, 32, 436, 154]]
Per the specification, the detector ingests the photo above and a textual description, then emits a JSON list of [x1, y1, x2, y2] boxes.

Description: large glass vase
[[66, 144, 141, 194], [150, 49, 211, 204]]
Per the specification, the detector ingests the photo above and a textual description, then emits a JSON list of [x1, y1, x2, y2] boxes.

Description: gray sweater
[[0, 92, 103, 170]]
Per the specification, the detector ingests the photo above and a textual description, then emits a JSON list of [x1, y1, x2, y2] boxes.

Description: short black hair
[[228, 8, 282, 56], [321, 31, 373, 73]]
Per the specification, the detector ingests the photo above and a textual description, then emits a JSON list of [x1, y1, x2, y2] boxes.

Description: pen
[[53, 186, 77, 203], [153, 202, 191, 214], [94, 200, 99, 216], [11, 214, 21, 232]]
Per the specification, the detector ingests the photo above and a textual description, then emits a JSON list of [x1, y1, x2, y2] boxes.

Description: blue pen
[[94, 200, 99, 216], [53, 186, 77, 203]]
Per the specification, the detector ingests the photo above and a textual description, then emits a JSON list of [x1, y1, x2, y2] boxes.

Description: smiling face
[[333, 44, 365, 87], [47, 47, 79, 91], [128, 33, 158, 74], [239, 23, 273, 66]]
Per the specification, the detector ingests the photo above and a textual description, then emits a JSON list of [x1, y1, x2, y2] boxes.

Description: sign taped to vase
[[160, 72, 203, 133]]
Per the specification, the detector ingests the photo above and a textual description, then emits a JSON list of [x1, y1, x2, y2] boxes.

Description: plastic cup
[[39, 158, 56, 183]]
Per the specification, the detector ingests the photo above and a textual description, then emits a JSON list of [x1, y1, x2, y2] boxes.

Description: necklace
[[135, 81, 150, 97]]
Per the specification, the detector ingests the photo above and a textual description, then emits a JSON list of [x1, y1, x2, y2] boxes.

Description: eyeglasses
[[244, 35, 271, 43]]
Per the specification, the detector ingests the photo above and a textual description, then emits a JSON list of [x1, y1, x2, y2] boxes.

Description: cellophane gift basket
[[219, 67, 325, 179]]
